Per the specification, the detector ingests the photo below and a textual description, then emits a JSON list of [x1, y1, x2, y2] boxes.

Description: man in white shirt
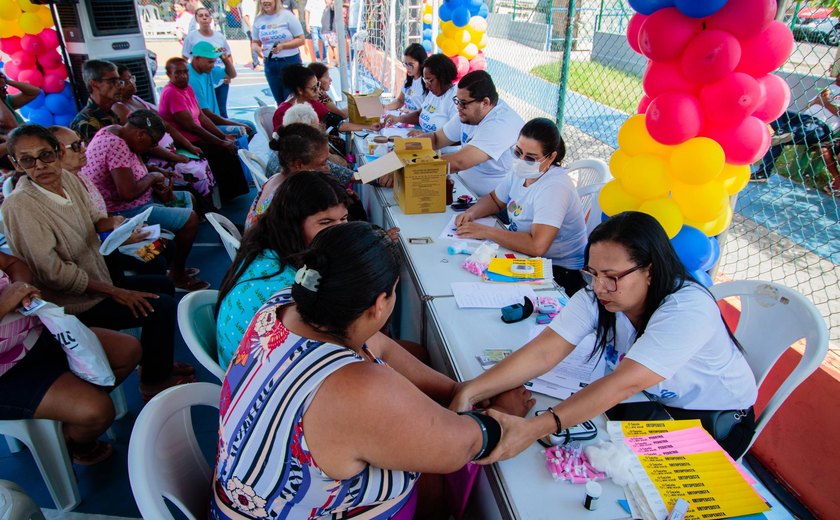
[[416, 71, 524, 196], [753, 73, 840, 181], [305, 0, 326, 61]]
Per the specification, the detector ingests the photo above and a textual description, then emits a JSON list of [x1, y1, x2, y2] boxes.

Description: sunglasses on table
[[13, 150, 58, 169], [580, 264, 647, 293]]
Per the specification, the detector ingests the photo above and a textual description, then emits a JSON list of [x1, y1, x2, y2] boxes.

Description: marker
[[583, 481, 602, 511]]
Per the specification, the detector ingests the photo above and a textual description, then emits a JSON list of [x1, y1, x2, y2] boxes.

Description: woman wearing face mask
[[454, 118, 587, 296]]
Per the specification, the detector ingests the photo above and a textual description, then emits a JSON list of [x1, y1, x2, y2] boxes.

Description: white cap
[[585, 480, 602, 498]]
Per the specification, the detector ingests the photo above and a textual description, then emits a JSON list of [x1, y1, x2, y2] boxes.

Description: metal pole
[[388, 0, 397, 92], [512, 0, 517, 20], [555, 0, 576, 131], [595, 0, 604, 32], [336, 0, 350, 94], [432, 0, 440, 53]]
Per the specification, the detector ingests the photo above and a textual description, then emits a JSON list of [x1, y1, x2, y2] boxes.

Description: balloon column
[[602, 0, 793, 285], [421, 0, 433, 53], [0, 0, 75, 126], [434, 0, 489, 80]]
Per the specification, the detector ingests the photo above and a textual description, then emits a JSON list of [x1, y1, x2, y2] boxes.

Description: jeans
[[218, 119, 258, 138], [310, 25, 323, 61], [215, 82, 230, 119], [264, 53, 303, 105], [756, 111, 832, 176], [246, 30, 261, 66], [76, 276, 177, 385]]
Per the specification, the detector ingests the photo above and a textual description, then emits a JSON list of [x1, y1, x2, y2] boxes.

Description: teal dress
[[216, 250, 296, 369]]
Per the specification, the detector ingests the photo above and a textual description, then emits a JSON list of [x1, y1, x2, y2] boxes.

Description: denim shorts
[[114, 191, 193, 232]]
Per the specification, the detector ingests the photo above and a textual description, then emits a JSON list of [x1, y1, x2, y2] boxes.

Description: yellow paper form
[[487, 258, 544, 279], [606, 419, 703, 439]]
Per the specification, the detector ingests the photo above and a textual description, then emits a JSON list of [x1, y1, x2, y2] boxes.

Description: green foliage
[[530, 60, 645, 114]]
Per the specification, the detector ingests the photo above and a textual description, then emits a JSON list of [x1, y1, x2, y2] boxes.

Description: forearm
[[396, 110, 420, 126], [118, 174, 158, 200], [0, 104, 18, 129], [481, 227, 550, 258], [166, 125, 194, 149], [2, 256, 33, 284], [148, 145, 182, 163], [192, 117, 226, 143], [85, 278, 117, 298], [463, 194, 502, 219], [280, 35, 305, 50]]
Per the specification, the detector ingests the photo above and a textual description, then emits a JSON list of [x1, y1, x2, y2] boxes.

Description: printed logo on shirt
[[462, 131, 471, 144], [658, 389, 678, 400], [507, 199, 523, 217], [605, 343, 624, 370]]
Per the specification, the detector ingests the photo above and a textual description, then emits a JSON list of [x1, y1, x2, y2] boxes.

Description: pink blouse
[[0, 270, 43, 378], [80, 126, 153, 213]]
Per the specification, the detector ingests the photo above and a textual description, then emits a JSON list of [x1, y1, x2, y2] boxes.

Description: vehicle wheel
[[829, 30, 840, 46]]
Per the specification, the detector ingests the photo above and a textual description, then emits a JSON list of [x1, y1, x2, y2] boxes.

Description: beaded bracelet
[[546, 407, 563, 436]]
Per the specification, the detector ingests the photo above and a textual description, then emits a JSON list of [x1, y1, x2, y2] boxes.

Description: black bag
[[664, 406, 756, 459]]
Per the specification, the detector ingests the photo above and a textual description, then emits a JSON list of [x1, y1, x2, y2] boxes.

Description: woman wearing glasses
[[451, 211, 758, 459], [383, 44, 428, 113], [455, 118, 587, 295]]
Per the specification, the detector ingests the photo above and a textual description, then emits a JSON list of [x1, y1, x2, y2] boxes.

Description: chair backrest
[[237, 149, 269, 190], [565, 158, 610, 191], [177, 290, 226, 382], [254, 106, 275, 144], [128, 382, 221, 520], [205, 213, 241, 261], [2, 177, 14, 198], [576, 182, 606, 236], [708, 280, 828, 454]]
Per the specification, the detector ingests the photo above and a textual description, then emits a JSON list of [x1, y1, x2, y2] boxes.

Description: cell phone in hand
[[19, 297, 47, 316]]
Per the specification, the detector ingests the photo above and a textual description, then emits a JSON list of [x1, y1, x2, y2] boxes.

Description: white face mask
[[512, 157, 544, 179]]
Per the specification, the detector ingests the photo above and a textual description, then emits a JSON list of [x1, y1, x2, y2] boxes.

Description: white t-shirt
[[181, 30, 231, 68], [442, 100, 524, 197], [494, 166, 587, 269], [305, 0, 326, 27], [348, 0, 363, 28], [402, 80, 425, 113], [419, 84, 458, 133], [802, 83, 840, 132], [549, 283, 757, 411], [174, 12, 194, 40], [241, 0, 259, 25], [253, 11, 304, 57]]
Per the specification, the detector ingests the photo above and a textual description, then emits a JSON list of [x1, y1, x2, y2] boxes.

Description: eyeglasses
[[64, 140, 85, 153], [580, 264, 647, 293], [453, 97, 479, 108], [13, 150, 58, 169], [307, 81, 321, 92], [98, 77, 125, 86], [510, 146, 547, 166], [124, 75, 136, 84], [404, 61, 417, 68]]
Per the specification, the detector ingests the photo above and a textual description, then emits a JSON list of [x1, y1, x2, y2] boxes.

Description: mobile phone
[[450, 201, 475, 212], [605, 401, 672, 422]]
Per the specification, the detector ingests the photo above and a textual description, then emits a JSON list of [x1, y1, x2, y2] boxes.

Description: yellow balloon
[[685, 205, 733, 237], [17, 0, 37, 13], [617, 114, 671, 157], [435, 32, 446, 48], [599, 179, 641, 216], [670, 137, 725, 185], [671, 179, 728, 223], [441, 20, 456, 36], [638, 198, 684, 239], [620, 154, 671, 200], [0, 0, 19, 20], [460, 42, 478, 60], [18, 11, 43, 34], [229, 0, 242, 6], [440, 37, 459, 57], [609, 149, 632, 180], [423, 13, 433, 24], [0, 23, 16, 38], [477, 33, 488, 49], [37, 5, 52, 26], [423, 3, 433, 14], [718, 163, 750, 196]]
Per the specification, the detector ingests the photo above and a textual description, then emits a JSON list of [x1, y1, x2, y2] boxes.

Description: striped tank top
[[210, 288, 417, 519]]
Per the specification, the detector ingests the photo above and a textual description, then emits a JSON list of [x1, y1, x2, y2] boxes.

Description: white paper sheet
[[523, 328, 605, 400], [451, 282, 537, 309], [439, 214, 498, 244], [381, 127, 414, 138]]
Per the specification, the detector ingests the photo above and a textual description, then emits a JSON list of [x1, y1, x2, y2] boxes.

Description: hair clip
[[146, 117, 152, 127], [294, 265, 321, 292], [271, 132, 279, 141]]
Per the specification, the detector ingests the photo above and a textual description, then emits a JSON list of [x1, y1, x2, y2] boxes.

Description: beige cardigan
[[1, 170, 111, 314]]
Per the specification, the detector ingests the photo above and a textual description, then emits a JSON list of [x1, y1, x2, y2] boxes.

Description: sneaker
[[770, 131, 794, 146]]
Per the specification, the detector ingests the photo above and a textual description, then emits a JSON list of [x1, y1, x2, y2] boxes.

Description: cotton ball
[[583, 441, 637, 486]]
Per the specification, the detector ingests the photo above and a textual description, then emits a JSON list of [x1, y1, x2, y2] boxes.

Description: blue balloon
[[627, 0, 674, 16], [422, 40, 432, 53], [699, 236, 721, 272], [478, 4, 489, 17], [674, 0, 726, 18], [600, 211, 610, 223], [468, 3, 480, 16], [452, 6, 470, 27], [423, 28, 433, 39], [691, 269, 713, 288], [45, 93, 73, 115], [469, 0, 484, 7], [27, 108, 55, 126], [27, 92, 46, 110], [18, 104, 32, 118], [53, 113, 75, 127], [438, 3, 452, 22], [671, 225, 712, 271]]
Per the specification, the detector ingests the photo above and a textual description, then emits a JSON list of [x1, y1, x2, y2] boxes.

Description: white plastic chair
[[205, 213, 241, 261], [2, 176, 15, 198], [177, 290, 226, 382], [566, 158, 610, 190], [709, 280, 829, 456], [577, 182, 607, 236], [254, 106, 276, 144], [237, 149, 269, 190], [128, 382, 221, 520]]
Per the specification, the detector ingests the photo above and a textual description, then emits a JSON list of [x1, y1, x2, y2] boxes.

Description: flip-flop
[[70, 440, 113, 466], [173, 276, 211, 293]]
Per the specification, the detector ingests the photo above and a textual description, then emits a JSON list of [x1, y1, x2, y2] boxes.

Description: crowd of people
[[0, 29, 764, 518]]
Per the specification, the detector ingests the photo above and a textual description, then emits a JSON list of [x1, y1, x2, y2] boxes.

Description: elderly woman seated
[[0, 251, 140, 465], [1, 124, 196, 401]]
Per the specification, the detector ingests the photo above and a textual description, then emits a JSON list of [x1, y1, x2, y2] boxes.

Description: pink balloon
[[42, 74, 66, 94], [454, 55, 469, 76], [18, 68, 44, 89], [752, 74, 791, 123], [19, 34, 44, 55], [645, 92, 703, 145], [38, 28, 59, 50], [707, 0, 776, 40], [703, 116, 771, 165], [468, 53, 486, 71], [626, 13, 647, 54], [2, 61, 20, 80], [680, 30, 741, 85], [43, 65, 67, 81], [699, 73, 761, 128], [736, 21, 794, 77], [637, 94, 652, 114], [638, 7, 700, 62], [11, 50, 37, 69], [37, 49, 62, 69], [0, 36, 22, 55], [642, 61, 697, 98]]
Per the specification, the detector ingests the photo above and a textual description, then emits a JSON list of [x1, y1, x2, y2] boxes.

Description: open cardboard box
[[356, 138, 448, 214], [344, 89, 384, 125]]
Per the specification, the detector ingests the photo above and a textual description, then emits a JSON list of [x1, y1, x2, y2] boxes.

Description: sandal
[[172, 276, 211, 292], [140, 374, 198, 402], [70, 440, 113, 466]]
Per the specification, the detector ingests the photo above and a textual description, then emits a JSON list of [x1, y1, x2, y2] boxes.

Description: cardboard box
[[344, 89, 384, 125], [356, 138, 448, 214]]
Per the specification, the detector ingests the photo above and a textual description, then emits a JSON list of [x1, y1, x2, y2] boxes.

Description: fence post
[[555, 0, 576, 132], [513, 0, 517, 20], [595, 0, 604, 32]]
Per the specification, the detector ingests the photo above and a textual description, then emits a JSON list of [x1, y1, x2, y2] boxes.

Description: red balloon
[[11, 50, 37, 69], [2, 61, 20, 81], [638, 7, 700, 62], [699, 73, 761, 128], [643, 61, 697, 98], [18, 68, 44, 89], [19, 34, 44, 54], [637, 94, 652, 114], [42, 74, 66, 94], [626, 13, 647, 54], [680, 30, 741, 85], [43, 65, 68, 81], [736, 21, 794, 77], [0, 36, 22, 55], [752, 74, 791, 123], [646, 92, 703, 145], [707, 0, 776, 40], [37, 49, 63, 69], [703, 116, 771, 165], [38, 28, 59, 50]]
